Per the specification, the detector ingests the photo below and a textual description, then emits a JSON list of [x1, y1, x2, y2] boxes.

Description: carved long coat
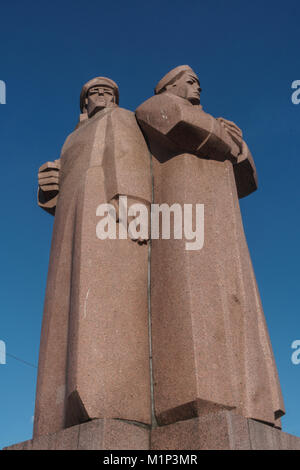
[[136, 92, 285, 428], [34, 106, 152, 437]]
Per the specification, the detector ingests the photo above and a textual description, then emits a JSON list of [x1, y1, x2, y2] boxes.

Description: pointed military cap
[[155, 65, 197, 95], [80, 77, 119, 112]]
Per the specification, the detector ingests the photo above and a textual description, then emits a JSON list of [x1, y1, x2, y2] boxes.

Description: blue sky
[[0, 0, 300, 448]]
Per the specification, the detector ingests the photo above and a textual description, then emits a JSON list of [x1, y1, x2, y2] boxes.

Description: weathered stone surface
[[22, 67, 293, 452], [34, 77, 152, 437], [3, 419, 150, 450], [77, 419, 104, 450], [151, 410, 251, 450], [23, 440, 33, 450], [136, 65, 285, 428], [31, 433, 56, 450], [288, 434, 300, 450], [3, 442, 25, 450], [151, 411, 300, 450], [4, 414, 300, 450], [248, 419, 300, 450], [55, 425, 80, 450], [102, 420, 149, 450], [249, 420, 279, 450]]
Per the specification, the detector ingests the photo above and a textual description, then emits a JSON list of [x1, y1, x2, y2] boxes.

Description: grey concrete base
[[3, 412, 300, 450]]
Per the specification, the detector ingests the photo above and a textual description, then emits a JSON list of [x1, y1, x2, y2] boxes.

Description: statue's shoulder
[[110, 106, 140, 128], [135, 93, 194, 139], [59, 114, 97, 155], [136, 93, 171, 115], [110, 106, 134, 120], [60, 130, 75, 155], [136, 93, 190, 123]]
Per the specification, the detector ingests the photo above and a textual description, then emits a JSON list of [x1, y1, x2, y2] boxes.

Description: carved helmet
[[80, 77, 119, 112]]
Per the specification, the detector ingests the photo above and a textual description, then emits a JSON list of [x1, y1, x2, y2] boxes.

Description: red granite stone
[[136, 66, 284, 428], [151, 410, 250, 450], [55, 425, 79, 450], [78, 419, 104, 450], [34, 78, 152, 437], [31, 433, 56, 450], [3, 414, 300, 450], [102, 419, 149, 450], [248, 419, 300, 450], [3, 442, 25, 450]]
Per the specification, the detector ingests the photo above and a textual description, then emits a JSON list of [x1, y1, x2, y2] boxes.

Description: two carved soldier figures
[[35, 66, 285, 446]]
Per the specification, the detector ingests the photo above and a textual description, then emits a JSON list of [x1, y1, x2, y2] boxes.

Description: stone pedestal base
[[151, 411, 300, 450], [3, 419, 149, 450], [3, 412, 300, 450]]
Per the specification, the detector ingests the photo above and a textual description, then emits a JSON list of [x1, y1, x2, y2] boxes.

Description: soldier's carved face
[[86, 85, 116, 117], [167, 72, 201, 105]]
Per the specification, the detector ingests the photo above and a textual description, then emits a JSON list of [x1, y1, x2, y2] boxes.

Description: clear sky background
[[0, 0, 299, 449]]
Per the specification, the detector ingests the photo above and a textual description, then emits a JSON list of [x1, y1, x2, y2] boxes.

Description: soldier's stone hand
[[110, 195, 150, 244], [127, 214, 150, 244], [127, 196, 151, 244], [38, 159, 60, 215], [38, 160, 60, 193], [217, 117, 243, 152]]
